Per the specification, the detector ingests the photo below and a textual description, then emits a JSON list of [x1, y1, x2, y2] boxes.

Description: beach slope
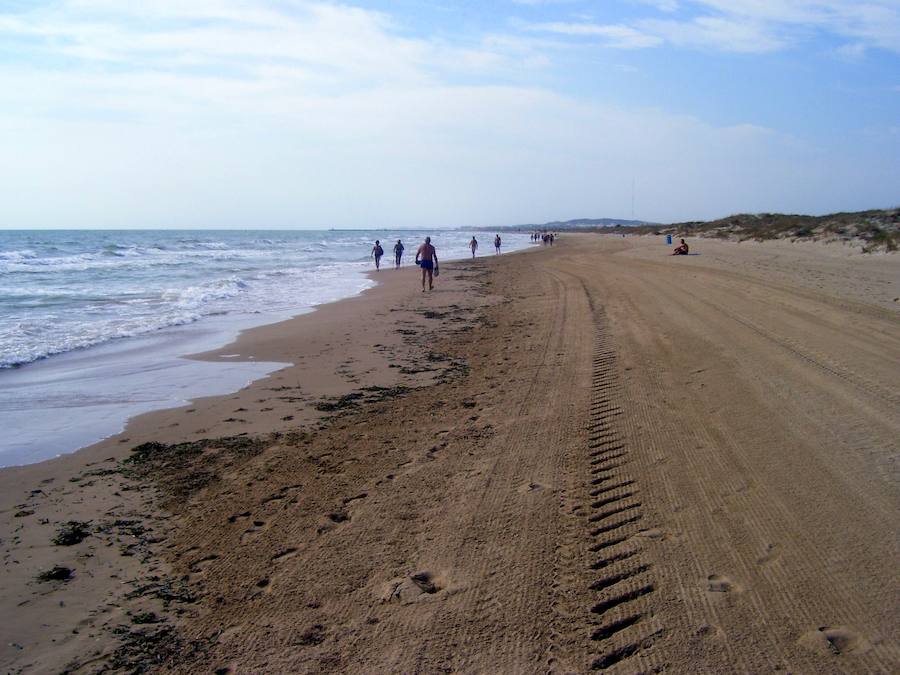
[[2, 235, 898, 673]]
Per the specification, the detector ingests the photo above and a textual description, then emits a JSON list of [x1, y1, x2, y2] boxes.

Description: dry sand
[[1, 235, 898, 673]]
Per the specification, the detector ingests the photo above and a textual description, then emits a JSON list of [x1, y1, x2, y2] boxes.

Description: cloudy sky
[[1, 0, 898, 228]]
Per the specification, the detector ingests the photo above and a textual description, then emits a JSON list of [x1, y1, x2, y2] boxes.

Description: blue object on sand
[[666, 234, 673, 245]]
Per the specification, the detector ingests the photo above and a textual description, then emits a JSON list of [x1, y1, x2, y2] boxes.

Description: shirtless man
[[494, 234, 502, 255], [393, 239, 404, 269], [415, 236, 438, 291], [672, 238, 689, 255], [470, 236, 478, 258]]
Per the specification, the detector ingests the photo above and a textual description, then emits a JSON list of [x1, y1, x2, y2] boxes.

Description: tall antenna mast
[[631, 177, 635, 220]]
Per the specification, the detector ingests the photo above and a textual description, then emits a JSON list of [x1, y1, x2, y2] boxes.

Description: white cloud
[[527, 22, 664, 48], [529, 15, 783, 52], [0, 0, 896, 228], [835, 41, 867, 59], [641, 15, 786, 52], [0, 1, 550, 89], [529, 0, 900, 54], [692, 0, 900, 53], [636, 0, 681, 11]]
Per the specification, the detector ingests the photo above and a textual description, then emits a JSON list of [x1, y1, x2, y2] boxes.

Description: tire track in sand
[[583, 296, 665, 672]]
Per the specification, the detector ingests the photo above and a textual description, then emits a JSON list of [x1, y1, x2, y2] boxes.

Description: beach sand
[[1, 235, 898, 673]]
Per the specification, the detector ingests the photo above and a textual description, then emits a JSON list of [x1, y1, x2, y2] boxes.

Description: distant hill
[[513, 217, 654, 230], [642, 208, 899, 253]]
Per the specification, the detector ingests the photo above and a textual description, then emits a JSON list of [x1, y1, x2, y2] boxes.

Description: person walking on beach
[[394, 239, 404, 269], [470, 236, 478, 258], [494, 234, 502, 255], [415, 236, 438, 292], [372, 240, 384, 270]]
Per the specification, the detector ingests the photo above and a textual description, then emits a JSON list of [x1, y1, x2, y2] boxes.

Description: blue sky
[[0, 0, 898, 228]]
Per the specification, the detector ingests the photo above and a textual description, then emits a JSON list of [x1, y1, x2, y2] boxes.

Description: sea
[[0, 229, 533, 467]]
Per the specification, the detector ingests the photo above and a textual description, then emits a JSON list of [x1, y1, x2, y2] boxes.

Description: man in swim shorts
[[470, 236, 478, 258], [494, 234, 501, 254], [394, 239, 404, 269], [672, 238, 689, 255], [415, 236, 438, 291]]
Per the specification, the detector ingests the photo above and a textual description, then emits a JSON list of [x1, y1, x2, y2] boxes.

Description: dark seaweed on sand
[[108, 624, 201, 674], [123, 436, 267, 502], [314, 385, 411, 412], [36, 565, 73, 582], [52, 521, 91, 546]]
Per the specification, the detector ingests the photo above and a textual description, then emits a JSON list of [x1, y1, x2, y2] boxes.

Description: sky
[[0, 0, 898, 229]]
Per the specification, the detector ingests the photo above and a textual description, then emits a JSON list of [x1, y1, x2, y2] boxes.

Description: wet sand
[[1, 235, 898, 673]]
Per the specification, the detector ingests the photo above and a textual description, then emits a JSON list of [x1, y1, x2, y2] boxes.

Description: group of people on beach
[[369, 233, 509, 292], [531, 232, 555, 245], [368, 236, 439, 292]]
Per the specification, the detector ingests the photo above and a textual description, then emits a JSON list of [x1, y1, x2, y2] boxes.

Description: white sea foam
[[0, 229, 534, 369]]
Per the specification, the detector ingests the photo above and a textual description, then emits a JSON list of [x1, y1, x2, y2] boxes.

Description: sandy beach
[[2, 234, 898, 673]]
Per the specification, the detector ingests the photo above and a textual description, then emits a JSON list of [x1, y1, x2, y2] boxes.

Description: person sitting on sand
[[672, 238, 689, 255], [372, 240, 384, 269], [393, 239, 404, 269], [470, 236, 478, 258], [415, 236, 438, 291]]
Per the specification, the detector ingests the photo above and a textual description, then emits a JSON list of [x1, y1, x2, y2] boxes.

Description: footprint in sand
[[227, 511, 251, 524], [695, 623, 724, 640], [799, 626, 870, 656], [316, 510, 350, 534], [240, 520, 269, 544], [635, 528, 669, 541], [382, 571, 444, 604], [517, 481, 550, 494], [270, 547, 299, 564], [706, 574, 742, 594], [757, 542, 781, 565], [188, 554, 219, 580], [260, 491, 291, 506]]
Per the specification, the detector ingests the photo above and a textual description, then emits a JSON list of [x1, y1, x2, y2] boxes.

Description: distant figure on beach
[[415, 236, 438, 291], [394, 239, 404, 269], [470, 236, 478, 258], [494, 234, 502, 255], [549, 233, 555, 246], [372, 240, 384, 270], [672, 238, 689, 255]]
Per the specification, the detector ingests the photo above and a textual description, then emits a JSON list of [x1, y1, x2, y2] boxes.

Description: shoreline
[[2, 243, 537, 471], [0, 237, 535, 468]]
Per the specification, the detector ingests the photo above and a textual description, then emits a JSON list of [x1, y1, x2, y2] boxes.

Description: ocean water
[[0, 229, 533, 466]]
